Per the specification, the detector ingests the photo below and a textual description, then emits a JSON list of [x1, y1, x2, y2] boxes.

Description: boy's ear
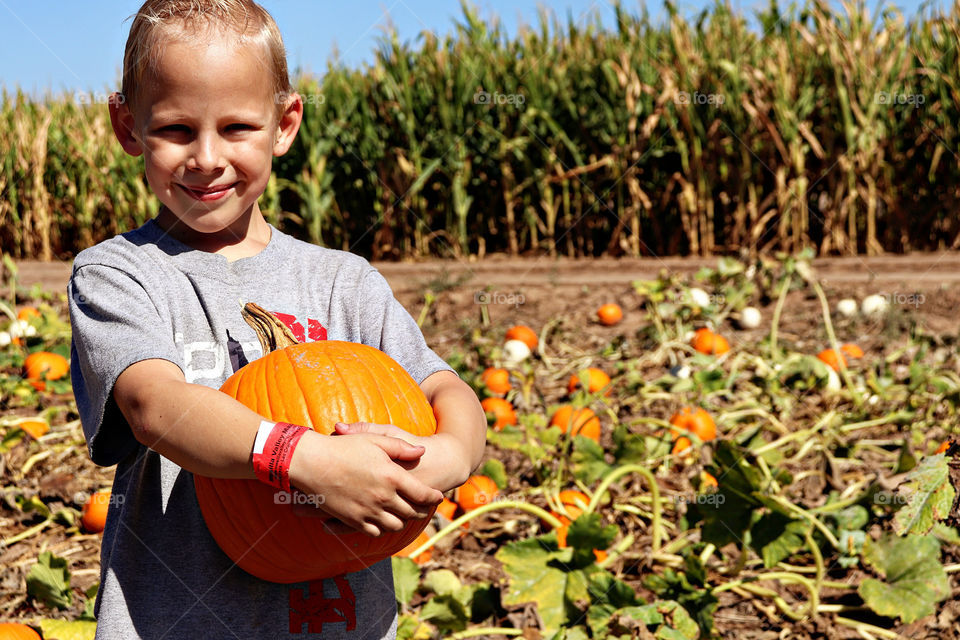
[[109, 93, 144, 157], [273, 92, 303, 156]]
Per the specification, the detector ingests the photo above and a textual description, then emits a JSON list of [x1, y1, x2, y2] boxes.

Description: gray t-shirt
[[68, 219, 453, 639]]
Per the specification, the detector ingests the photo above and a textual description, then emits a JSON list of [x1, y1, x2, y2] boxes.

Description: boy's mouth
[[178, 182, 237, 202]]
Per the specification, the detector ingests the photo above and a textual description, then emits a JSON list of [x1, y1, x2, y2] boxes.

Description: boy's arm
[[335, 370, 487, 492], [113, 358, 443, 536]]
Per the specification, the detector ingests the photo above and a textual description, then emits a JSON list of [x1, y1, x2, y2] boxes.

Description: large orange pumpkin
[[194, 304, 437, 583]]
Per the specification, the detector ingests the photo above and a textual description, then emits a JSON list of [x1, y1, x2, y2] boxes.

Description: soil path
[[13, 253, 960, 294]]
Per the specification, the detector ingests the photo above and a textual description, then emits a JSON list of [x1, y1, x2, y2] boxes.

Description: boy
[[68, 1, 486, 637]]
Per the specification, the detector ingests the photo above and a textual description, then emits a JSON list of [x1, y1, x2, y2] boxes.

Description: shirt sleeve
[[69, 263, 185, 466], [356, 268, 455, 384]]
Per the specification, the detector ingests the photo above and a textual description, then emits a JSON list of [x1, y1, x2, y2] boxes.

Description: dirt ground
[[14, 253, 960, 340]]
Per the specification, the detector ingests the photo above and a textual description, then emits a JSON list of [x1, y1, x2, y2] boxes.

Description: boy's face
[[111, 26, 300, 247]]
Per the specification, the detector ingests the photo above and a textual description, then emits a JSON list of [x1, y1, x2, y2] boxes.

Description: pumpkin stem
[[242, 302, 300, 353]]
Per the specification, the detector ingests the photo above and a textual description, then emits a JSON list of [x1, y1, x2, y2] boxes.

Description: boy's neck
[[154, 207, 273, 262]]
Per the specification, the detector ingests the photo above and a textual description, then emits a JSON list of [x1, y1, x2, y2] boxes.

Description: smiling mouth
[[178, 183, 237, 201]]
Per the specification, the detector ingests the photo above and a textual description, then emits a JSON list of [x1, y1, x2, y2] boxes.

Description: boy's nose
[[186, 132, 225, 173]]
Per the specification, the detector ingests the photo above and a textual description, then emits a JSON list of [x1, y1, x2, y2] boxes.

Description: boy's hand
[[287, 430, 443, 537], [333, 422, 472, 493]]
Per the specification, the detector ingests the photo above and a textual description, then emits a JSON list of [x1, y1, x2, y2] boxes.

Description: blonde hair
[[121, 0, 291, 119]]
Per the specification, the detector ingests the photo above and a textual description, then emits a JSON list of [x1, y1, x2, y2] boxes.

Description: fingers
[[373, 434, 428, 461], [334, 421, 396, 436]]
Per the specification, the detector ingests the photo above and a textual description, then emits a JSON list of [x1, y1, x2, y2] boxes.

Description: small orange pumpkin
[[669, 407, 717, 442], [393, 530, 432, 564], [0, 623, 41, 640], [691, 328, 730, 355], [700, 471, 719, 489], [24, 351, 69, 387], [840, 343, 864, 358], [19, 420, 49, 439], [818, 343, 863, 371], [81, 489, 111, 533], [16, 307, 40, 321], [436, 497, 458, 521], [481, 367, 511, 395], [556, 489, 590, 522], [481, 397, 518, 430], [505, 325, 538, 350], [457, 475, 499, 512], [549, 405, 601, 442], [672, 436, 694, 457], [567, 368, 612, 396], [596, 303, 623, 326]]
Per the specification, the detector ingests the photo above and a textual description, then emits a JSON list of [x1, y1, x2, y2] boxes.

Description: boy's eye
[[226, 123, 255, 131], [157, 124, 190, 134]]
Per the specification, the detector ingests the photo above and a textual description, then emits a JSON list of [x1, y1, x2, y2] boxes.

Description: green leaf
[[27, 551, 72, 609], [751, 512, 809, 568], [37, 620, 97, 640], [422, 569, 461, 597], [858, 534, 950, 623], [893, 454, 956, 536], [80, 582, 99, 621], [391, 557, 420, 606], [571, 437, 612, 485], [496, 534, 583, 634], [567, 514, 618, 566], [486, 426, 525, 450], [611, 425, 647, 464], [644, 566, 718, 637], [479, 458, 508, 490], [420, 594, 469, 633]]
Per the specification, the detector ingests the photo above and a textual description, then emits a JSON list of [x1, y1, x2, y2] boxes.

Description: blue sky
[[0, 0, 943, 97]]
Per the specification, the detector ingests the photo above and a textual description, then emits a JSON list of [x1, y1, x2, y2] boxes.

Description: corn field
[[1, 0, 959, 260]]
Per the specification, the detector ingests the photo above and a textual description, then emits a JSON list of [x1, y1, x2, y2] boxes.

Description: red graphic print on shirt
[[272, 312, 328, 342], [288, 576, 357, 634]]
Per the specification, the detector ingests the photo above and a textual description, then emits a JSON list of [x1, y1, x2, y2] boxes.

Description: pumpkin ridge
[[369, 351, 432, 436], [281, 345, 321, 430], [326, 346, 363, 428], [350, 347, 395, 428]]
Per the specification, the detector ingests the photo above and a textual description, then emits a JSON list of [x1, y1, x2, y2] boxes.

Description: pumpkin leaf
[[496, 533, 590, 634], [80, 583, 99, 621], [421, 569, 461, 597], [893, 453, 955, 536], [392, 557, 420, 606], [571, 437, 611, 485], [478, 458, 508, 490], [419, 594, 470, 633], [566, 513, 617, 566], [603, 601, 700, 639], [751, 512, 809, 568], [37, 619, 97, 640], [858, 534, 950, 623], [27, 551, 72, 609]]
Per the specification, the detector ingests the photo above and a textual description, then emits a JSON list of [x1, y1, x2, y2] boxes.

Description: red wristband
[[251, 421, 309, 492]]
